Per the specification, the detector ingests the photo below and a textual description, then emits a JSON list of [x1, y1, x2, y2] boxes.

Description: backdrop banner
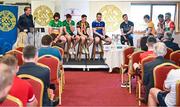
[[0, 5, 18, 54]]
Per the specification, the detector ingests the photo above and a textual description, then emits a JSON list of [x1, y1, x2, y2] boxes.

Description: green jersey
[[49, 19, 63, 29], [63, 20, 75, 34]]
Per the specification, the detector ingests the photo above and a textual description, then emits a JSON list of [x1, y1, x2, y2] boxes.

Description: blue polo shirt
[[92, 20, 105, 35], [38, 47, 62, 61]]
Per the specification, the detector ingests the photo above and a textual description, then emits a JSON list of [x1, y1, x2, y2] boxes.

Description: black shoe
[[138, 98, 147, 104], [52, 99, 59, 106]]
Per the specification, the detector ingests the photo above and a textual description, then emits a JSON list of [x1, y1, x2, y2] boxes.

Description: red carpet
[[61, 71, 139, 106]]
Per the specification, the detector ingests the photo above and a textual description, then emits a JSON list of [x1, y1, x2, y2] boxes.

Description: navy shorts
[[157, 91, 168, 106]]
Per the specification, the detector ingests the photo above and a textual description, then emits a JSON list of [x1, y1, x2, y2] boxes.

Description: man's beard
[[0, 96, 7, 103]]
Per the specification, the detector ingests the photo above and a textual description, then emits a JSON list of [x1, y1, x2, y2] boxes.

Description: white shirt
[[164, 69, 180, 106]]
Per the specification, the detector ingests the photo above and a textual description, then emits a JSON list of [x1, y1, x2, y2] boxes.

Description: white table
[[104, 44, 129, 72]]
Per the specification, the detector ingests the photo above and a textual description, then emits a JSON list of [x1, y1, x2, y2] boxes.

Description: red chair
[[128, 50, 144, 93], [176, 80, 180, 106], [170, 50, 180, 66], [37, 55, 63, 105], [15, 47, 24, 52], [52, 46, 64, 58], [164, 48, 173, 60], [153, 63, 180, 90], [6, 50, 23, 66], [0, 95, 23, 107], [18, 74, 44, 107], [120, 46, 134, 84], [137, 56, 156, 106]]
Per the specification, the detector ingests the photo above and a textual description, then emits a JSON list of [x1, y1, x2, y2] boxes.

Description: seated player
[[164, 12, 175, 39], [156, 14, 165, 40], [77, 14, 93, 54], [1, 54, 37, 106], [63, 14, 80, 55], [92, 12, 112, 51], [148, 69, 180, 106], [143, 15, 156, 37], [120, 14, 134, 46], [48, 12, 66, 47]]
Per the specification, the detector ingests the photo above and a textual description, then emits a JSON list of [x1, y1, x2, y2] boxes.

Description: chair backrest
[[52, 46, 64, 58], [6, 50, 23, 66], [153, 63, 180, 90], [176, 80, 180, 106], [15, 47, 24, 52], [18, 74, 44, 107], [123, 46, 134, 65], [0, 95, 23, 107], [170, 50, 180, 66], [164, 48, 173, 60], [37, 55, 60, 81], [140, 56, 156, 80]]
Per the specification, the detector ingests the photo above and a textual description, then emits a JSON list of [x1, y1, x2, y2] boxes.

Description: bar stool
[[77, 39, 90, 61], [91, 40, 104, 60]]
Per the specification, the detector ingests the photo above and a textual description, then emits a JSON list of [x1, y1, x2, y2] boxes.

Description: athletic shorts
[[157, 91, 168, 106], [93, 33, 109, 39]]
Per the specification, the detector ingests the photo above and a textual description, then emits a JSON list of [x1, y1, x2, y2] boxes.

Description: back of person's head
[[147, 36, 157, 47], [144, 15, 150, 20], [163, 32, 172, 41], [50, 33, 58, 41], [0, 54, 18, 73], [23, 45, 37, 60], [153, 42, 167, 57], [0, 62, 14, 102], [66, 14, 72, 19], [41, 35, 53, 46]]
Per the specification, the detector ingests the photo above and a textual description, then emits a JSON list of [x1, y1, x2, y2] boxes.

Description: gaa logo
[[0, 10, 16, 32]]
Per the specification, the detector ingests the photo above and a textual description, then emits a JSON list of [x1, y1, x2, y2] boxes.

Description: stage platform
[[63, 59, 109, 71]]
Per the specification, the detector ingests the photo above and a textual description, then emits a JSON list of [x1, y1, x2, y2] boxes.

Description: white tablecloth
[[104, 45, 129, 72]]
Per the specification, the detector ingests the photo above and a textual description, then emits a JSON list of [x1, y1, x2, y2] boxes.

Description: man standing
[[18, 7, 34, 46], [77, 14, 93, 54], [120, 14, 134, 46], [63, 14, 80, 55]]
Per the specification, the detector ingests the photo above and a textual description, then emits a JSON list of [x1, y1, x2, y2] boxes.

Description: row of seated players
[[0, 45, 59, 106]]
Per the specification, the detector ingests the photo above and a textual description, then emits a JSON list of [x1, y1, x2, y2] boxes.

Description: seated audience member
[[77, 14, 93, 54], [17, 45, 52, 106], [162, 32, 180, 51], [143, 15, 156, 37], [142, 42, 174, 103], [0, 63, 13, 104], [92, 12, 112, 48], [1, 54, 37, 106], [120, 14, 134, 46], [164, 12, 175, 38], [38, 35, 62, 61], [48, 12, 66, 47], [157, 14, 165, 40], [63, 14, 80, 55], [133, 36, 157, 69], [148, 69, 180, 106]]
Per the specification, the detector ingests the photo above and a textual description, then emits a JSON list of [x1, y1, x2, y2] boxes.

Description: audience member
[[162, 32, 180, 51], [38, 35, 62, 61], [17, 45, 52, 106], [142, 42, 174, 103], [1, 54, 37, 106], [120, 14, 134, 46], [0, 63, 13, 104], [148, 69, 180, 106]]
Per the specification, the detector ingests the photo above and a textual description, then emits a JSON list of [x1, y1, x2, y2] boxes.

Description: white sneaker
[[69, 48, 73, 55], [73, 49, 76, 55]]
